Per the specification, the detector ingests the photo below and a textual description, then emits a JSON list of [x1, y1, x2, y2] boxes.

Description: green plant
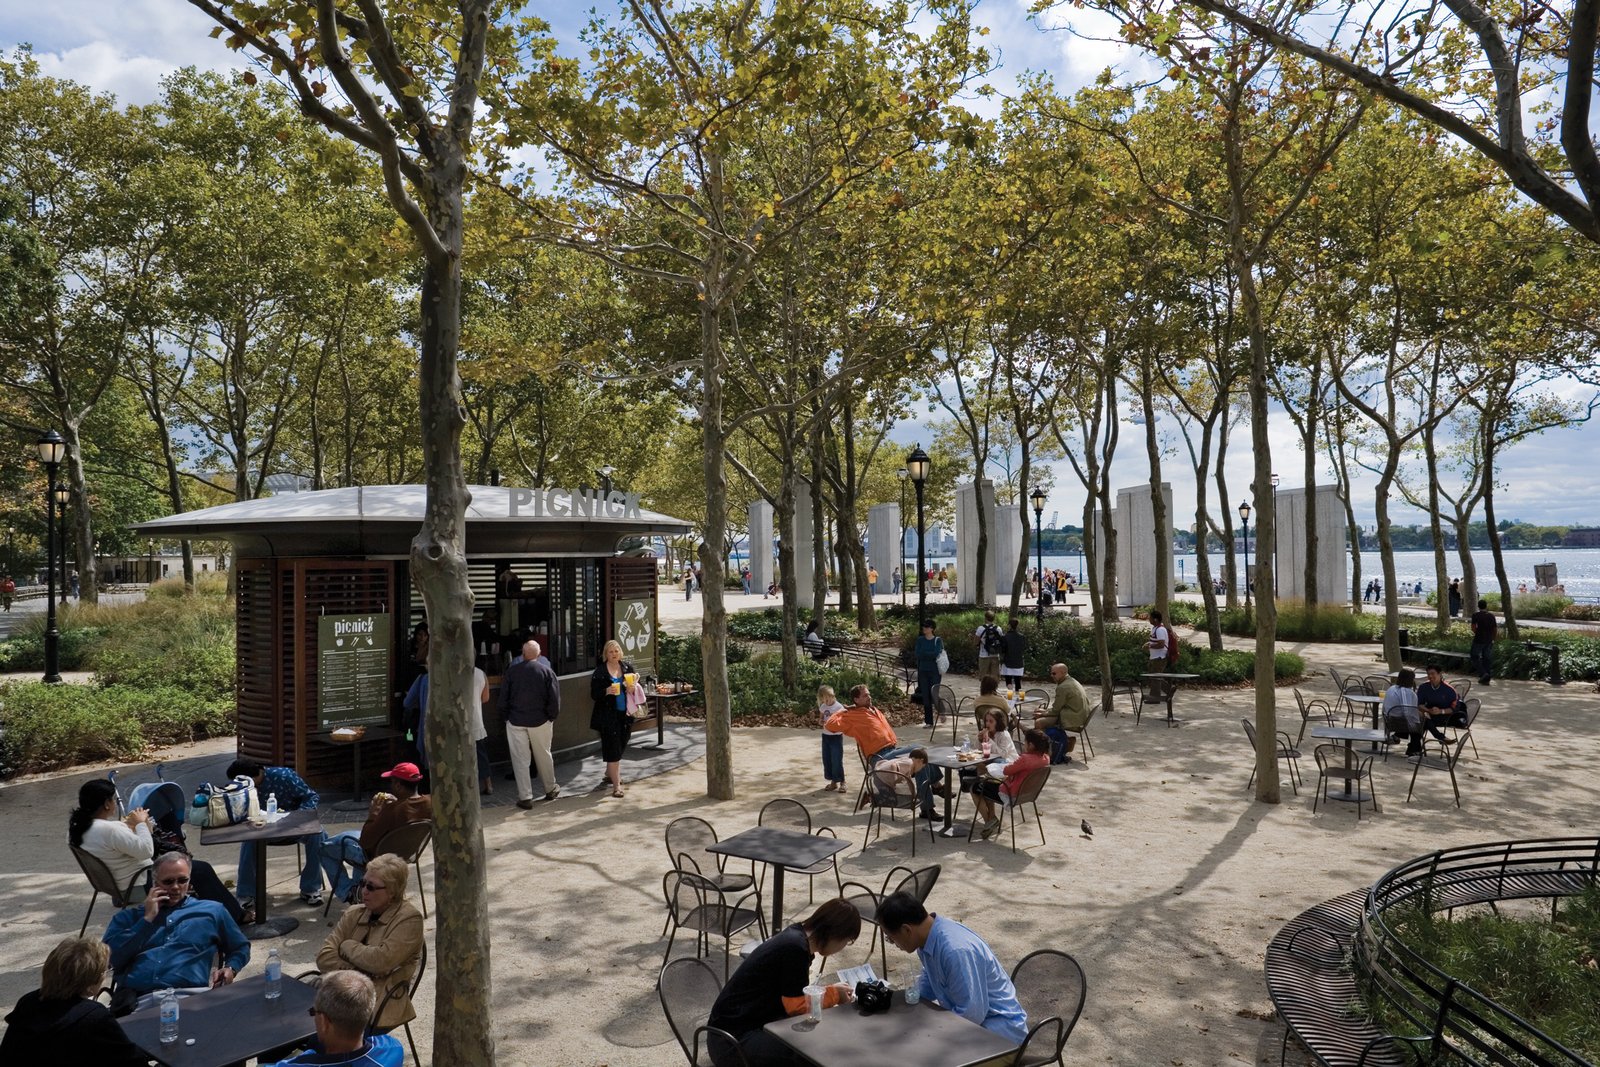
[[0, 681, 233, 773], [1376, 887, 1600, 1059], [1220, 600, 1385, 642]]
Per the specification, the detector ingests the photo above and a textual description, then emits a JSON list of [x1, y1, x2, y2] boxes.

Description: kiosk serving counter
[[134, 485, 691, 789]]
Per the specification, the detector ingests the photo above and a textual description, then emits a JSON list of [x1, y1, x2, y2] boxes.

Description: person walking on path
[[914, 619, 944, 727], [1470, 599, 1497, 685], [1146, 610, 1171, 674], [503, 638, 561, 806], [1448, 578, 1462, 619], [999, 617, 1026, 693], [1, 574, 13, 612], [975, 610, 1003, 683], [589, 639, 643, 798]]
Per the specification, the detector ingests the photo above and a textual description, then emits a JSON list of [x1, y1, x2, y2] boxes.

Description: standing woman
[[590, 639, 643, 798], [914, 618, 944, 728]]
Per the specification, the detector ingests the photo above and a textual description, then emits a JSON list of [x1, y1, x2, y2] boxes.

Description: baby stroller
[[125, 779, 191, 846]]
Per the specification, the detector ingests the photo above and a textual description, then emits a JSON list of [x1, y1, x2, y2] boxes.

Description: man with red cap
[[316, 762, 432, 904]]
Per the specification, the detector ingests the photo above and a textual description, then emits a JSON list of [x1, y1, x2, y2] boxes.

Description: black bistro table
[[1342, 693, 1386, 732], [765, 996, 1017, 1067], [925, 744, 992, 838], [1310, 724, 1389, 810], [1138, 672, 1200, 726], [708, 825, 848, 933], [201, 807, 323, 939], [119, 973, 317, 1067]]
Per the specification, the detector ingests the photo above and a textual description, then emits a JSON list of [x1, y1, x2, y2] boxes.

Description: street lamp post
[[35, 430, 65, 683], [53, 485, 69, 605], [1238, 500, 1252, 610], [906, 445, 931, 622], [1031, 487, 1047, 622], [897, 468, 909, 608], [596, 466, 615, 494], [147, 539, 155, 585]]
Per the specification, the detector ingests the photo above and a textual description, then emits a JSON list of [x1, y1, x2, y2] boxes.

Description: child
[[817, 685, 847, 792]]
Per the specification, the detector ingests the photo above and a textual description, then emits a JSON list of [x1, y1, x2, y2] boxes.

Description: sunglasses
[[357, 880, 388, 893], [157, 877, 191, 886]]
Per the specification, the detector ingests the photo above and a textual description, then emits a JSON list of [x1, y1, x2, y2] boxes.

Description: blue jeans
[[238, 828, 326, 900], [917, 669, 940, 726], [317, 830, 367, 902], [820, 733, 844, 783]]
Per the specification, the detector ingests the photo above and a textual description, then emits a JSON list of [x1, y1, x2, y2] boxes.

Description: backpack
[[982, 625, 1005, 656], [1166, 627, 1179, 666]]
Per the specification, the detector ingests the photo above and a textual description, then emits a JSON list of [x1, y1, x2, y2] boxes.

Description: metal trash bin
[[1396, 627, 1410, 649]]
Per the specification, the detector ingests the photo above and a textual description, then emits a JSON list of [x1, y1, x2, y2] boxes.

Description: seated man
[[1415, 665, 1465, 742], [318, 762, 433, 903], [876, 891, 1027, 1044], [1035, 663, 1090, 759], [825, 684, 937, 810], [872, 747, 935, 821], [103, 853, 250, 1009], [263, 970, 404, 1067], [228, 757, 327, 907]]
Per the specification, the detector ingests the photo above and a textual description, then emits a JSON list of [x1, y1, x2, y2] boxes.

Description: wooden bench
[[1264, 891, 1408, 1066], [822, 642, 916, 694], [1400, 646, 1472, 670]]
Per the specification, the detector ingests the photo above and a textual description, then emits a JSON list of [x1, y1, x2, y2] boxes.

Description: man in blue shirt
[[228, 758, 327, 906], [876, 891, 1027, 1045], [263, 971, 404, 1067], [1416, 665, 1465, 743], [103, 854, 250, 1004]]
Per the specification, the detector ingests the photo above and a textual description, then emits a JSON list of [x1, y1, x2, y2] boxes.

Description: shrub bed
[[1220, 600, 1387, 642], [0, 681, 233, 773], [650, 635, 909, 724], [1381, 885, 1600, 1060]]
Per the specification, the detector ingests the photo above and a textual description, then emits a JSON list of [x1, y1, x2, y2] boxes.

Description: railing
[[1355, 838, 1600, 1066]]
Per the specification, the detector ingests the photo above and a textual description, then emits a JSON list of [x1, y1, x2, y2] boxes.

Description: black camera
[[854, 979, 892, 1014]]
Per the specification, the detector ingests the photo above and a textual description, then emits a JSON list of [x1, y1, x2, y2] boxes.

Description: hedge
[[0, 681, 234, 774]]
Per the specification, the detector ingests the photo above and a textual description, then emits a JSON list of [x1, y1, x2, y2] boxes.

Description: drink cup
[[608, 682, 621, 695], [624, 672, 637, 688], [803, 984, 825, 1022], [905, 983, 921, 1005]]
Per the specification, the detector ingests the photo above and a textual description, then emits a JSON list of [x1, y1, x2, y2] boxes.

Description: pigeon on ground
[[1080, 819, 1093, 838]]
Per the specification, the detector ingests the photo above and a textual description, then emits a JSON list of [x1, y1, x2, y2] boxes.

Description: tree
[[1180, 0, 1600, 244], [508, 0, 983, 799], [184, 1, 509, 1061]]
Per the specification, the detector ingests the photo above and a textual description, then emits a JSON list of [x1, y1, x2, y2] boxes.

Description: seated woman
[[958, 701, 1017, 796], [69, 778, 249, 925], [0, 936, 149, 1064], [1383, 668, 1424, 756], [802, 619, 831, 660], [706, 899, 859, 1067], [316, 854, 424, 1034], [972, 729, 1050, 840]]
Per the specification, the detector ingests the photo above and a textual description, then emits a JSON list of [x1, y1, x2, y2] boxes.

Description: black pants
[[709, 1028, 802, 1067]]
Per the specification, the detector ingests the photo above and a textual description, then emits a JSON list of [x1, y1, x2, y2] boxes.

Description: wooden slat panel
[[235, 560, 277, 766]]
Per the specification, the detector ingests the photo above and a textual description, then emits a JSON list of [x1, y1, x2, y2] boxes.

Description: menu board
[[613, 597, 656, 668], [317, 613, 393, 729]]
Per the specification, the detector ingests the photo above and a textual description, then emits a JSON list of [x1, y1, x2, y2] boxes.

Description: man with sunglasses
[[102, 853, 250, 1009], [264, 971, 403, 1067]]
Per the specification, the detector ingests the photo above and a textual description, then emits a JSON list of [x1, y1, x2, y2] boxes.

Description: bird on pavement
[[1081, 819, 1093, 838]]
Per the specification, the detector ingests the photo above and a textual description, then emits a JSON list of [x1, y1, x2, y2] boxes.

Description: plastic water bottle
[[265, 948, 282, 999], [961, 735, 971, 754], [159, 989, 179, 1043], [265, 793, 278, 816]]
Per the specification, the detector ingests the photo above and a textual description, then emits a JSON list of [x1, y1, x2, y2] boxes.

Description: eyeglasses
[[307, 1007, 321, 1017], [357, 880, 388, 893], [157, 877, 191, 886]]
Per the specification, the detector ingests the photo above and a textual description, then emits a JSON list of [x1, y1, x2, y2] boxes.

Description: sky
[[5, 0, 1598, 528]]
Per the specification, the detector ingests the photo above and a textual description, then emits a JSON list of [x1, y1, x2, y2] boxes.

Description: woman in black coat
[[589, 639, 638, 798], [1, 937, 148, 1065]]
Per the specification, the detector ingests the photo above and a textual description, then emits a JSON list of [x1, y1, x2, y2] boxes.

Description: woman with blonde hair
[[0, 937, 147, 1062], [590, 638, 644, 798], [316, 853, 424, 1034]]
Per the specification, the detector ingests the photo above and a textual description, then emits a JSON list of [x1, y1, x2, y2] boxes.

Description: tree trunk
[[60, 420, 98, 606], [776, 468, 800, 692], [1423, 415, 1450, 635], [408, 198, 496, 1067], [1215, 403, 1239, 609], [1481, 428, 1518, 639], [1237, 258, 1280, 805], [1192, 412, 1224, 651], [1326, 402, 1363, 610], [698, 278, 735, 800], [1140, 366, 1170, 617], [1301, 372, 1321, 609], [1009, 445, 1033, 618]]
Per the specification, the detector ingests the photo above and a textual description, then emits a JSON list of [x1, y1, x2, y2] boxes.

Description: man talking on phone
[[103, 853, 250, 1011]]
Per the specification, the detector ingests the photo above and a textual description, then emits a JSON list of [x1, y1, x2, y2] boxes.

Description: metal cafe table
[[1310, 724, 1389, 810], [119, 973, 317, 1067], [200, 807, 323, 939], [925, 744, 991, 838], [765, 996, 1017, 1067], [708, 825, 848, 933]]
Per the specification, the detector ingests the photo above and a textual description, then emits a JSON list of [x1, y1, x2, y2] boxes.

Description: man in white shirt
[[1147, 610, 1171, 674]]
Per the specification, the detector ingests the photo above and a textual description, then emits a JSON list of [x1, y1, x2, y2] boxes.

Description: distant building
[[1563, 527, 1600, 548]]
